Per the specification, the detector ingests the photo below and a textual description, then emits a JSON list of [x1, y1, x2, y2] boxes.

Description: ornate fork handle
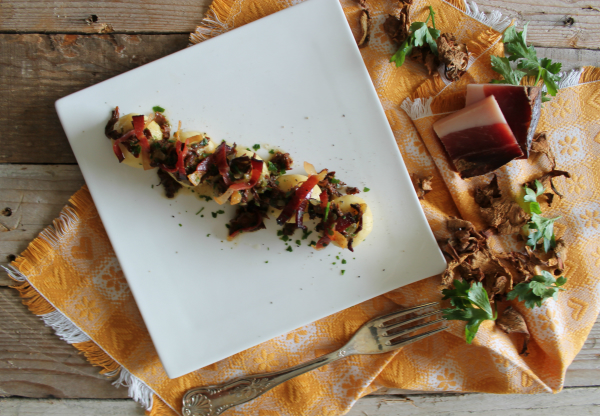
[[182, 348, 348, 416]]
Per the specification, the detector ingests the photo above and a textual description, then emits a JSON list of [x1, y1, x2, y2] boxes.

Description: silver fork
[[182, 302, 446, 416]]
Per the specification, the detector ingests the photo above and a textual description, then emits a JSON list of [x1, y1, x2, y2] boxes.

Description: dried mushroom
[[384, 5, 411, 46], [357, 10, 371, 47], [498, 239, 567, 285], [440, 218, 513, 296], [437, 33, 469, 81], [474, 175, 530, 235], [410, 173, 433, 199], [497, 306, 530, 355], [410, 47, 439, 76], [356, 0, 371, 47], [529, 132, 554, 168]]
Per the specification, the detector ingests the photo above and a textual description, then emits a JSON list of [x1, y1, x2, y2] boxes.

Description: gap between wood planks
[[0, 387, 599, 415]]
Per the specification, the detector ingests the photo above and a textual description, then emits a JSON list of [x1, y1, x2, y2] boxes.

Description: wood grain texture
[[0, 0, 599, 50], [476, 0, 600, 49], [0, 31, 598, 164], [0, 288, 129, 399], [0, 0, 212, 34], [0, 34, 188, 164], [0, 165, 599, 398], [0, 165, 85, 281], [0, 387, 599, 415]]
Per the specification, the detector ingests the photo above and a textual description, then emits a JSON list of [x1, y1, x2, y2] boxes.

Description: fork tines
[[374, 303, 447, 347]]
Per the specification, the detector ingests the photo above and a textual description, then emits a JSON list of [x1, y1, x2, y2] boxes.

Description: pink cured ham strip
[[466, 84, 542, 159], [433, 95, 523, 178]]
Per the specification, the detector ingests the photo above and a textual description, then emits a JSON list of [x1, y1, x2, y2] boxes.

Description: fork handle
[[182, 348, 349, 415]]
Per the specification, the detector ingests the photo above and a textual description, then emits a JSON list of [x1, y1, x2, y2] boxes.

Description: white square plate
[[56, 0, 446, 378]]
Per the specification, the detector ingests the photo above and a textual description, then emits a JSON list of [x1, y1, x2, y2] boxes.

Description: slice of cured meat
[[433, 95, 523, 178], [466, 84, 542, 158]]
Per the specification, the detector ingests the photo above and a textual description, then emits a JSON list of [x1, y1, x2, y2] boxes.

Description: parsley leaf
[[152, 105, 165, 113], [527, 213, 560, 252], [442, 281, 496, 344], [491, 23, 563, 101], [507, 271, 567, 308], [390, 6, 440, 68], [522, 180, 560, 252], [523, 179, 544, 214], [253, 144, 260, 151]]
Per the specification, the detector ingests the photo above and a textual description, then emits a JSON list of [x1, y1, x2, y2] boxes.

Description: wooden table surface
[[1, 1, 599, 415]]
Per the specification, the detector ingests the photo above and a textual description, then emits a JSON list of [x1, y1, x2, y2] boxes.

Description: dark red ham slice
[[466, 84, 542, 158], [433, 95, 523, 178]]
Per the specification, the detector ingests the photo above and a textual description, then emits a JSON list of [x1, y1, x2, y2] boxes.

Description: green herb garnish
[[211, 210, 225, 218], [253, 144, 260, 151], [341, 270, 346, 275], [286, 246, 293, 252], [390, 6, 440, 68], [442, 280, 497, 344], [302, 230, 313, 240], [522, 180, 561, 252], [269, 149, 275, 154], [363, 187, 370, 192], [196, 207, 205, 215], [491, 24, 562, 102], [507, 271, 567, 308], [199, 195, 212, 202], [152, 106, 165, 113], [324, 202, 331, 222]]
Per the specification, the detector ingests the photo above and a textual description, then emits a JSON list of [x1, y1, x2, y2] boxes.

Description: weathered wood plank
[[347, 387, 600, 415], [0, 0, 212, 34], [0, 398, 144, 415], [0, 0, 599, 50], [1, 31, 599, 164], [0, 288, 129, 399], [476, 0, 600, 49], [0, 387, 599, 416], [0, 165, 85, 281], [0, 34, 188, 164]]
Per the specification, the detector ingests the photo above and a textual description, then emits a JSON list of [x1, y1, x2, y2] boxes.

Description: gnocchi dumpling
[[331, 195, 373, 248]]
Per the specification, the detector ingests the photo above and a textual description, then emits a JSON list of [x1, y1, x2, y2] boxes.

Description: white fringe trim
[[400, 97, 435, 120], [463, 0, 512, 33], [40, 310, 92, 344], [2, 265, 160, 413], [189, 10, 230, 45], [558, 68, 584, 89], [113, 367, 155, 411]]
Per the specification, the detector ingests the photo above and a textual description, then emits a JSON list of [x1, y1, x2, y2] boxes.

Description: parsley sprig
[[442, 280, 497, 344], [522, 180, 561, 252], [507, 271, 567, 308], [491, 24, 562, 102], [390, 6, 440, 68]]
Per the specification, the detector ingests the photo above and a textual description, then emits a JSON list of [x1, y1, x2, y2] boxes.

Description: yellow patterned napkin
[[6, 0, 600, 414]]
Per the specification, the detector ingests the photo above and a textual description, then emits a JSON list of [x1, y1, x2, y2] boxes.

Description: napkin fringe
[[112, 367, 154, 411], [189, 0, 234, 45], [400, 97, 435, 120], [462, 0, 512, 34], [2, 187, 168, 415], [558, 68, 585, 89]]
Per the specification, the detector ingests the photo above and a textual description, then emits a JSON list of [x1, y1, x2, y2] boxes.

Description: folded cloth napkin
[[5, 0, 600, 415]]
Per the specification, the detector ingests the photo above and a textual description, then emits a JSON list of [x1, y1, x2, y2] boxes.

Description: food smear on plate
[[104, 107, 373, 251], [466, 84, 542, 158], [432, 95, 523, 178]]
